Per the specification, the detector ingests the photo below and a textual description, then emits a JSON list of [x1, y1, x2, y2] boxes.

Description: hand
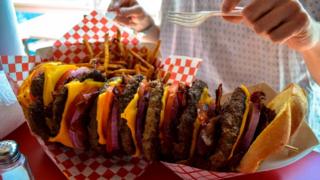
[[108, 0, 154, 32], [222, 0, 319, 52]]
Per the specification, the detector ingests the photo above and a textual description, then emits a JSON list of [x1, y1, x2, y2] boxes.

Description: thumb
[[108, 0, 120, 11], [222, 0, 241, 12], [108, 0, 135, 11], [119, 5, 144, 17]]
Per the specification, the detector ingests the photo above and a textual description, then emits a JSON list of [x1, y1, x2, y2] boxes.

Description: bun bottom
[[238, 102, 291, 173], [238, 83, 307, 173]]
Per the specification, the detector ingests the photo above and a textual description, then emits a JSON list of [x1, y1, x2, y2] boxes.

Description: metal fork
[[168, 8, 243, 27]]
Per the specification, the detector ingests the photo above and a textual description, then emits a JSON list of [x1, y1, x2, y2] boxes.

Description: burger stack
[[17, 62, 307, 173]]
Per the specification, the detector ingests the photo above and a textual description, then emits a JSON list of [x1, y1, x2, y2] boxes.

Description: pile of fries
[[79, 29, 162, 80]]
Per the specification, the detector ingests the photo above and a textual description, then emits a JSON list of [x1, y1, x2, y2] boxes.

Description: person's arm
[[107, 0, 160, 42], [221, 0, 320, 85], [301, 22, 320, 84]]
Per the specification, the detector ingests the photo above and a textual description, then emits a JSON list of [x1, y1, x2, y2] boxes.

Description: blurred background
[[14, 0, 162, 55]]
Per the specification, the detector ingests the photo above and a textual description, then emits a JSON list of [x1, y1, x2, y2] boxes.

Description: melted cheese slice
[[97, 92, 111, 144], [17, 62, 62, 108], [43, 64, 77, 106], [96, 92, 107, 144], [108, 78, 122, 86], [96, 79, 123, 144], [159, 86, 169, 140], [189, 88, 213, 158], [120, 91, 140, 156], [49, 79, 103, 147], [227, 85, 251, 160]]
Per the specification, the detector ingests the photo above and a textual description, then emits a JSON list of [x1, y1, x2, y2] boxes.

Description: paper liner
[[161, 162, 242, 180], [1, 10, 318, 180], [52, 11, 143, 63], [159, 83, 319, 179], [0, 56, 43, 85], [36, 137, 149, 179], [160, 56, 202, 85]]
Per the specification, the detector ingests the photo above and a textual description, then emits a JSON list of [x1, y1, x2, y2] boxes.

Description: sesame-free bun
[[237, 83, 307, 173]]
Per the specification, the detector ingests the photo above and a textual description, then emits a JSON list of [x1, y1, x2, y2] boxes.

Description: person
[[107, 0, 320, 147]]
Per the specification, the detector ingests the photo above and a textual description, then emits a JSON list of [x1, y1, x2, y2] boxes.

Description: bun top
[[267, 83, 307, 136]]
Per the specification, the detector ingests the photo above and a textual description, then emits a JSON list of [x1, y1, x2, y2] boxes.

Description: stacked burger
[[18, 62, 307, 173]]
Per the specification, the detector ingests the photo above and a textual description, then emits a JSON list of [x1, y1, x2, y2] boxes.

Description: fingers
[[222, 16, 243, 24], [269, 12, 308, 43], [252, 1, 300, 35], [238, 0, 310, 49], [114, 16, 132, 26], [242, 0, 280, 23], [222, 0, 241, 12], [119, 5, 144, 17], [221, 0, 243, 23], [108, 0, 136, 11], [221, 0, 312, 50]]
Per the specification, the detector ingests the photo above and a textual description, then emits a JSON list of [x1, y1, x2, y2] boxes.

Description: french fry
[[107, 69, 136, 75], [89, 58, 99, 65], [141, 71, 150, 79], [110, 60, 127, 66], [104, 33, 110, 72], [162, 72, 171, 84], [80, 31, 161, 80], [97, 66, 106, 72], [134, 64, 141, 74], [107, 64, 125, 69], [129, 49, 154, 71], [136, 64, 148, 73], [150, 40, 161, 65], [127, 54, 134, 69], [116, 28, 125, 58], [139, 47, 149, 61], [94, 51, 103, 58], [156, 70, 161, 80], [83, 39, 94, 60]]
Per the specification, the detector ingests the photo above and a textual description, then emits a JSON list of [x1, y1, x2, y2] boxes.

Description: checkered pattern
[[36, 138, 149, 179], [0, 56, 42, 85], [52, 10, 143, 63], [160, 56, 202, 85], [162, 162, 242, 180]]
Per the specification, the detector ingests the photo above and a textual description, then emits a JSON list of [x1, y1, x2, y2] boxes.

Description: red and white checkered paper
[[36, 138, 148, 179], [52, 10, 143, 63], [0, 10, 246, 180], [160, 56, 202, 85], [0, 56, 43, 85], [162, 162, 242, 180]]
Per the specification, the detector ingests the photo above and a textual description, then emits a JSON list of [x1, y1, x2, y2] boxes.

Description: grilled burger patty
[[209, 87, 247, 170], [29, 69, 106, 139], [142, 80, 163, 161], [87, 82, 118, 153], [76, 70, 106, 82], [30, 73, 44, 97], [51, 88, 68, 137], [28, 99, 49, 140], [173, 80, 208, 161], [87, 97, 103, 152], [118, 75, 144, 155], [28, 73, 49, 139]]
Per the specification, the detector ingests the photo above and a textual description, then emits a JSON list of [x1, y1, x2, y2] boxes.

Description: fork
[[168, 7, 243, 27]]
